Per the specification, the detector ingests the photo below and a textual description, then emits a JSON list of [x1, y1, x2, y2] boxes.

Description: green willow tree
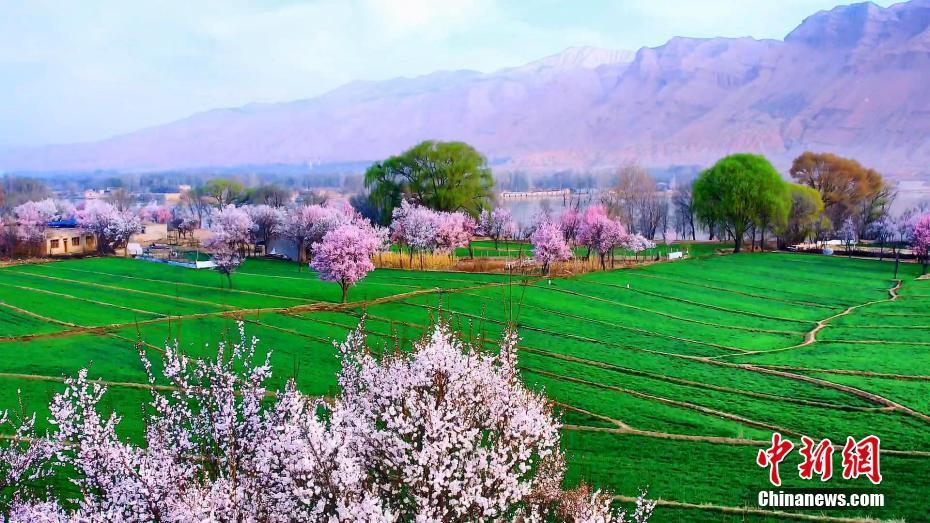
[[693, 154, 790, 253], [364, 140, 494, 221]]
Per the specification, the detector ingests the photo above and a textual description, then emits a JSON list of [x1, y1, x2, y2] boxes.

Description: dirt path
[[0, 301, 81, 328], [361, 282, 930, 424], [712, 279, 903, 359], [518, 346, 886, 412], [0, 280, 519, 346], [0, 371, 174, 392], [754, 364, 930, 381]]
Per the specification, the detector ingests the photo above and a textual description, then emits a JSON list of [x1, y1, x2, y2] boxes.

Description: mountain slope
[[4, 0, 930, 176]]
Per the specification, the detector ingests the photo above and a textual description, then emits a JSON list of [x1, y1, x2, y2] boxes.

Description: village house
[[43, 220, 96, 256], [11, 219, 97, 256]]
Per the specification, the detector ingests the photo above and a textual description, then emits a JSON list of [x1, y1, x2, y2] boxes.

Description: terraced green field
[[1, 253, 928, 522]]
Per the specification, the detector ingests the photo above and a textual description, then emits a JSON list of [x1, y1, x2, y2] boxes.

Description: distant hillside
[[4, 1, 930, 177]]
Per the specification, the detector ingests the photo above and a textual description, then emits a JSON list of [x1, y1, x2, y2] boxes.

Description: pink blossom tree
[[310, 223, 381, 302], [434, 211, 475, 256], [912, 213, 930, 274], [1, 320, 653, 522], [577, 206, 627, 269], [154, 205, 172, 224], [76, 201, 143, 254], [204, 205, 253, 287], [12, 201, 54, 255], [246, 204, 284, 252], [140, 202, 173, 224], [276, 204, 352, 267], [476, 207, 516, 248], [390, 201, 439, 267], [531, 220, 573, 274], [208, 205, 254, 250], [559, 207, 581, 245]]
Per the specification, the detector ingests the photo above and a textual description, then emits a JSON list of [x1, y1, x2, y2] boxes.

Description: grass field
[[0, 252, 927, 522]]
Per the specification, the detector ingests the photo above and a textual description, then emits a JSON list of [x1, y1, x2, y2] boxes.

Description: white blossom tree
[[204, 205, 254, 287], [76, 201, 143, 254], [1, 321, 653, 522]]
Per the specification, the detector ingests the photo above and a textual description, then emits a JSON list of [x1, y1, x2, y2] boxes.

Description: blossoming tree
[[912, 213, 930, 273], [0, 319, 653, 522], [310, 223, 382, 302], [623, 233, 656, 262], [476, 207, 516, 248], [531, 220, 572, 274], [434, 210, 476, 256], [140, 202, 172, 224], [246, 204, 284, 252], [76, 201, 143, 254], [577, 206, 627, 269], [204, 205, 254, 287], [390, 201, 438, 267], [276, 204, 352, 266], [12, 200, 57, 255], [559, 207, 581, 245]]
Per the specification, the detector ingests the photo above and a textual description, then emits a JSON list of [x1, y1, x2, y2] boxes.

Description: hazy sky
[[0, 0, 897, 148]]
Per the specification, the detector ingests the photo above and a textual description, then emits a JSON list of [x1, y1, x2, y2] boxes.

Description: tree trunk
[[341, 283, 349, 303], [227, 273, 233, 289]]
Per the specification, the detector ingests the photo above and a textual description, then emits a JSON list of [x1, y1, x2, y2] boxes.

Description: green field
[[0, 253, 928, 522]]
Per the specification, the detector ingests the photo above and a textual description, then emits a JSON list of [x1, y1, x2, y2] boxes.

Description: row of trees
[[201, 202, 388, 301], [689, 152, 901, 253]]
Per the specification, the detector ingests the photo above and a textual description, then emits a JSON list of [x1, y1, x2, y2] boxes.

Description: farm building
[[43, 220, 96, 256], [8, 219, 97, 257]]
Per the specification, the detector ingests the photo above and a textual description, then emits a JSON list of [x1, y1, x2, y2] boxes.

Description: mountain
[[4, 0, 930, 177]]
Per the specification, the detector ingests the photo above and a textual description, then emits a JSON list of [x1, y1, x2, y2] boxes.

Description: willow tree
[[693, 154, 790, 253], [364, 140, 494, 222]]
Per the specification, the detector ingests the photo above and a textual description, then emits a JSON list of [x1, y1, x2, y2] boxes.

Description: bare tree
[[672, 181, 697, 241], [181, 186, 211, 228], [612, 164, 666, 239], [105, 187, 133, 212]]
